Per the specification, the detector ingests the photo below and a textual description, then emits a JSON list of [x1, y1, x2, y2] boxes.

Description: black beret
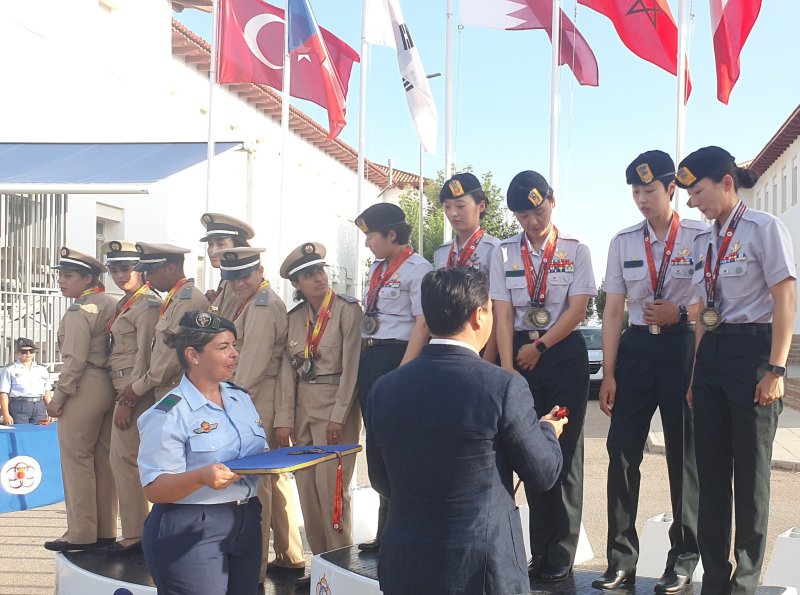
[[439, 172, 485, 203], [178, 310, 237, 338], [16, 337, 37, 351], [355, 203, 406, 233], [625, 150, 675, 185], [506, 170, 552, 212], [676, 146, 736, 189]]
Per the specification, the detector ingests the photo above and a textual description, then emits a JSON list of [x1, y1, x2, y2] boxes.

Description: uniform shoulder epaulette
[[67, 303, 81, 311], [288, 301, 306, 315], [147, 291, 162, 307], [499, 233, 521, 245], [743, 209, 775, 227], [483, 234, 502, 247], [616, 221, 646, 236], [336, 293, 359, 304], [154, 393, 182, 413], [179, 286, 193, 299], [255, 289, 270, 306], [680, 218, 707, 231], [224, 381, 250, 395], [435, 239, 454, 251], [557, 230, 580, 242]]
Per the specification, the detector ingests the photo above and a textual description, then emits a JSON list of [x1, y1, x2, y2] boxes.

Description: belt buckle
[[527, 330, 540, 341], [235, 498, 249, 506], [649, 325, 661, 335], [364, 337, 374, 348]]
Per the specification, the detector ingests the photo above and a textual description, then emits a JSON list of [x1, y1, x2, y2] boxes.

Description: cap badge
[[636, 163, 654, 184], [676, 167, 697, 187], [223, 252, 237, 261], [60, 247, 69, 257], [110, 241, 122, 252], [355, 217, 369, 233], [448, 179, 464, 197], [303, 243, 315, 254], [527, 187, 545, 208], [196, 312, 213, 328], [202, 214, 213, 224]]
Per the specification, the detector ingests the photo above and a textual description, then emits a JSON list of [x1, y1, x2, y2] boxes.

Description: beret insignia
[[636, 163, 654, 184]]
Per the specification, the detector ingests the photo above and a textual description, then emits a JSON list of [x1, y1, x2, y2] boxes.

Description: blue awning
[[0, 142, 240, 194]]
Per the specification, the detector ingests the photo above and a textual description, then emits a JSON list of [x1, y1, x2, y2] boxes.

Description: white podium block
[[351, 485, 380, 544], [55, 554, 156, 594], [517, 505, 593, 563], [637, 513, 703, 581], [311, 550, 382, 595], [764, 527, 800, 591]]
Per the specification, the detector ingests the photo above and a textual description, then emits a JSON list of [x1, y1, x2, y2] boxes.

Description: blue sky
[[176, 1, 800, 281]]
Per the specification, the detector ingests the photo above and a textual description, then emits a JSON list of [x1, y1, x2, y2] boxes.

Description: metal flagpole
[[278, 0, 292, 297], [549, 0, 561, 191], [443, 0, 454, 241], [675, 0, 689, 216], [357, 0, 368, 300], [419, 144, 424, 255], [204, 0, 219, 291]]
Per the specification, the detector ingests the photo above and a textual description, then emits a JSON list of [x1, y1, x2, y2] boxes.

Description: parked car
[[579, 326, 602, 399]]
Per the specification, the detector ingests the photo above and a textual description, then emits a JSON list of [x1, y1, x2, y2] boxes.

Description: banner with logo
[[0, 423, 64, 513]]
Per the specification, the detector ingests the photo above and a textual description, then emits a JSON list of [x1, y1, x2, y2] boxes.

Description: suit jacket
[[365, 343, 563, 595]]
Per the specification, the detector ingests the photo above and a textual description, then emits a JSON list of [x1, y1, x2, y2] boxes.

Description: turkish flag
[[710, 0, 761, 104], [578, 0, 691, 97], [217, 0, 359, 137]]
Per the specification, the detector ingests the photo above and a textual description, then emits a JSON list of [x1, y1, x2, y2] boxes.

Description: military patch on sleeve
[[155, 394, 182, 413], [255, 291, 269, 306], [179, 287, 193, 299]]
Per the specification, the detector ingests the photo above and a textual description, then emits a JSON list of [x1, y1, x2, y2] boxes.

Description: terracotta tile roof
[[748, 105, 800, 178], [171, 19, 424, 190]]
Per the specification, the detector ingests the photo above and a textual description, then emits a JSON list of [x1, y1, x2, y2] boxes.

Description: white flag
[[386, 0, 438, 154], [363, 0, 395, 48]]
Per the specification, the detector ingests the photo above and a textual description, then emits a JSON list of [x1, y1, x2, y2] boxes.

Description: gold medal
[[361, 314, 379, 336], [700, 307, 723, 331], [524, 307, 551, 329]]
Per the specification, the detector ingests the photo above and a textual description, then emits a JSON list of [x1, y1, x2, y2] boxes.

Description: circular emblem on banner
[[2, 456, 42, 495], [196, 312, 213, 328], [110, 241, 122, 252]]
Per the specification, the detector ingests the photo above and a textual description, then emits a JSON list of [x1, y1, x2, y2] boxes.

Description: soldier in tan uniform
[[101, 241, 162, 554], [201, 213, 253, 320], [115, 243, 209, 409], [278, 243, 363, 587], [217, 247, 305, 580], [44, 248, 118, 552]]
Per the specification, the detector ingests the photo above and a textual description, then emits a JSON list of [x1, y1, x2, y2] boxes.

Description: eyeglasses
[[19, 349, 35, 354]]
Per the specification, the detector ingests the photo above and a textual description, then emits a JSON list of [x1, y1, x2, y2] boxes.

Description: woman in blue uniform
[[678, 146, 796, 595], [138, 310, 267, 595]]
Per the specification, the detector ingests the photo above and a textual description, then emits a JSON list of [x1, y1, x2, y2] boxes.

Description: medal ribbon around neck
[[106, 283, 151, 335], [234, 279, 270, 320], [304, 289, 335, 360], [704, 201, 747, 307], [447, 228, 484, 268], [644, 212, 680, 299], [520, 226, 559, 307], [159, 277, 189, 317], [364, 246, 413, 314], [79, 286, 104, 299]]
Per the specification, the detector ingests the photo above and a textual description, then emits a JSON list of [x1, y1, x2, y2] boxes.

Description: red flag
[[710, 0, 761, 104], [578, 0, 691, 97], [216, 0, 359, 137]]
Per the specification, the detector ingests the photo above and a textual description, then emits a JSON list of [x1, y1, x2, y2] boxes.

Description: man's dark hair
[[422, 267, 489, 336]]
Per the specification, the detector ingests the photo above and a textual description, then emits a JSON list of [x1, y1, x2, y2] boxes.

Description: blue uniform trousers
[[9, 399, 47, 424], [143, 498, 262, 595]]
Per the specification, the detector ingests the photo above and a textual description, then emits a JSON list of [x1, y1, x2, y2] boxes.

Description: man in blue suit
[[365, 267, 566, 595]]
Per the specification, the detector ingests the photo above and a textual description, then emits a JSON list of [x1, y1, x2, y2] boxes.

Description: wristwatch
[[678, 305, 688, 325], [766, 364, 787, 378], [534, 339, 548, 354]]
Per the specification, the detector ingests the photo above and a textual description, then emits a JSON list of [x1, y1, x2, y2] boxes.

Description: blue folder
[[224, 444, 362, 475]]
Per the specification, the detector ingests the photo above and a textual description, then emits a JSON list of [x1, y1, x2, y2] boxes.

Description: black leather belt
[[708, 323, 771, 336], [361, 338, 408, 348], [630, 324, 694, 335]]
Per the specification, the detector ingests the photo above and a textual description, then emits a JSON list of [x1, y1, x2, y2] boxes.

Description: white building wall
[[2, 0, 386, 301], [740, 135, 800, 333]]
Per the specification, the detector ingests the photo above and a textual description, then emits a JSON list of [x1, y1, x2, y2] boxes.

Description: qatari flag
[[710, 0, 762, 104]]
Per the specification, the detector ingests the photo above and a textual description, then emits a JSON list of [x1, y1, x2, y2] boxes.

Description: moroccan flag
[[578, 0, 691, 96], [710, 0, 762, 104], [217, 0, 359, 138], [460, 0, 599, 87]]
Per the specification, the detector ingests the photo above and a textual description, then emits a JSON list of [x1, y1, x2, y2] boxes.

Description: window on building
[[773, 179, 779, 215], [794, 158, 798, 206], [765, 185, 770, 213], [782, 169, 788, 213], [756, 191, 762, 210]]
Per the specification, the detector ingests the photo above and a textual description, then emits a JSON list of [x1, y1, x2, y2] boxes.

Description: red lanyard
[[643, 213, 680, 299], [160, 278, 189, 317], [364, 246, 413, 313], [79, 286, 104, 299], [447, 228, 484, 267], [704, 202, 747, 307], [304, 289, 335, 359], [519, 227, 558, 307], [233, 279, 270, 321], [106, 283, 150, 335]]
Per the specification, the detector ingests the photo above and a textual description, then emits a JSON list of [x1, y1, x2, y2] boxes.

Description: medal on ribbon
[[520, 227, 558, 330], [447, 228, 484, 268], [643, 213, 680, 334], [300, 289, 335, 380], [362, 246, 413, 335]]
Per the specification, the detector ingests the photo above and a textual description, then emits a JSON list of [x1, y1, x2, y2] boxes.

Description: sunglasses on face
[[19, 349, 35, 354]]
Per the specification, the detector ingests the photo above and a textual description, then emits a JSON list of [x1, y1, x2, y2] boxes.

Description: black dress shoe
[[357, 538, 380, 552], [294, 574, 312, 587], [97, 537, 118, 546], [266, 562, 305, 576], [527, 553, 545, 577], [591, 568, 636, 590], [44, 539, 100, 552], [103, 540, 143, 555], [654, 571, 691, 594], [540, 564, 572, 582]]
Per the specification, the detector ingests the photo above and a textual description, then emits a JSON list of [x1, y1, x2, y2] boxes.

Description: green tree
[[399, 167, 520, 263], [595, 278, 606, 320]]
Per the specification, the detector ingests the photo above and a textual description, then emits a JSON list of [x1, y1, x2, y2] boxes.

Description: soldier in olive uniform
[[201, 213, 253, 320], [115, 243, 209, 409], [102, 241, 162, 554], [279, 242, 363, 586], [217, 247, 306, 580], [44, 248, 119, 552]]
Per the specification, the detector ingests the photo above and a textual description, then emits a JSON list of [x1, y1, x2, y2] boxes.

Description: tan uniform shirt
[[233, 284, 294, 428], [131, 280, 209, 399], [108, 289, 162, 391], [285, 294, 364, 425], [210, 280, 242, 322], [53, 290, 117, 407]]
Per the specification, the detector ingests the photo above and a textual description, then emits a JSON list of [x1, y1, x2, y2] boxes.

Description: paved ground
[[1, 406, 799, 594]]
